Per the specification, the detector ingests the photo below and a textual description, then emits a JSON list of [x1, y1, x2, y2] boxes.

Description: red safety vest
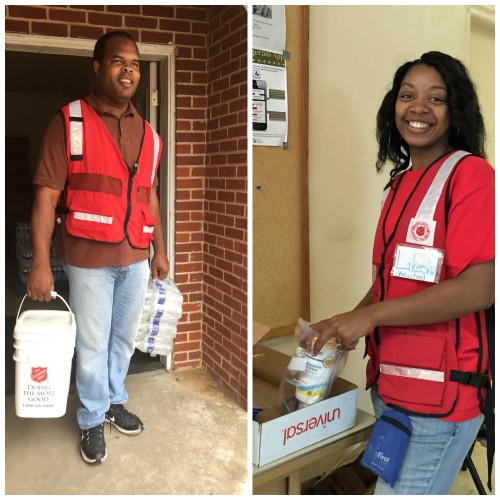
[[366, 151, 490, 417], [61, 99, 162, 249]]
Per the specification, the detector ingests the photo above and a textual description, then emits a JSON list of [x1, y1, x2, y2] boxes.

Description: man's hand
[[26, 263, 56, 302], [150, 252, 169, 281]]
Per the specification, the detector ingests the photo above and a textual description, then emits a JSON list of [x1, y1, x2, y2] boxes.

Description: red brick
[[31, 22, 68, 37], [70, 6, 105, 12], [231, 40, 247, 59], [176, 155, 206, 167], [159, 19, 191, 33], [8, 5, 47, 19], [177, 58, 207, 73], [192, 21, 208, 35], [140, 30, 173, 45], [107, 5, 141, 15], [5, 19, 29, 33], [70, 25, 104, 40], [177, 83, 206, 97], [49, 8, 86, 23], [142, 5, 175, 18], [177, 222, 203, 233], [176, 6, 208, 22], [88, 12, 122, 27], [193, 97, 208, 108], [176, 132, 206, 144], [177, 107, 206, 120], [176, 120, 192, 131], [193, 47, 208, 60], [176, 96, 192, 107], [124, 15, 158, 30], [175, 33, 206, 48]]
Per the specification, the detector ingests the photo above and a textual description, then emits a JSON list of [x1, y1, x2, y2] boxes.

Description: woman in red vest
[[312, 52, 494, 494]]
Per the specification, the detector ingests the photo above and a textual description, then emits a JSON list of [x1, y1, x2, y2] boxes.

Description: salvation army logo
[[411, 221, 431, 242], [31, 367, 48, 383]]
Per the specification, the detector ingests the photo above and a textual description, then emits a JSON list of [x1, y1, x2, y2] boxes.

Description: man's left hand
[[151, 252, 169, 280]]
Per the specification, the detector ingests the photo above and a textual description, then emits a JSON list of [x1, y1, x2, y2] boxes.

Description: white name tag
[[391, 244, 444, 283]]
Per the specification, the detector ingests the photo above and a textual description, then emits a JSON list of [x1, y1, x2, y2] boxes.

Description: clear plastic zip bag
[[278, 318, 349, 414]]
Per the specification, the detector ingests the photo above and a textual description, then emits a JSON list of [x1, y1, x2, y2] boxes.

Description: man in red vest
[[27, 31, 169, 464]]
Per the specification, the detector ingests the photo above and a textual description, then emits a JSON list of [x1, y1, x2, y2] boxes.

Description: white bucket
[[13, 293, 76, 418]]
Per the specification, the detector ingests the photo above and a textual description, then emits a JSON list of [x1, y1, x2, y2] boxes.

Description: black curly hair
[[93, 31, 138, 63], [376, 51, 486, 179]]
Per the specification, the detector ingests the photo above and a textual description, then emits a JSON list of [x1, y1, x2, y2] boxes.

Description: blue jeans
[[370, 386, 483, 494], [63, 260, 150, 430]]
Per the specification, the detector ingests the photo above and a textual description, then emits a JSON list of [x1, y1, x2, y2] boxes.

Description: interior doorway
[[5, 35, 176, 393]]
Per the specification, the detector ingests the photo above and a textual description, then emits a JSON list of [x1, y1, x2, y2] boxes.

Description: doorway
[[5, 34, 177, 393]]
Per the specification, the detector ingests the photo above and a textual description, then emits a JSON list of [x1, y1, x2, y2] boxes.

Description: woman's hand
[[311, 307, 375, 355], [310, 260, 494, 356]]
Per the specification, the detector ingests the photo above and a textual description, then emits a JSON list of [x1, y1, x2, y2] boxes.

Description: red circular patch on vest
[[411, 221, 431, 242]]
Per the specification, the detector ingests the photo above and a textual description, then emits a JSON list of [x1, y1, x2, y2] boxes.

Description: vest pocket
[[378, 331, 447, 406], [138, 208, 157, 244], [66, 193, 122, 242]]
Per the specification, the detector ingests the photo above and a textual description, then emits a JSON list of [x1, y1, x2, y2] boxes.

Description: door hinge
[[151, 89, 159, 107]]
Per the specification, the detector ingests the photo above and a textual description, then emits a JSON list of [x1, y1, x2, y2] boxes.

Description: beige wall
[[469, 7, 495, 164], [309, 5, 495, 414]]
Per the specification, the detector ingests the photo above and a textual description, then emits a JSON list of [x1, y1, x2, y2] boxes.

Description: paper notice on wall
[[252, 5, 285, 53], [252, 49, 288, 147]]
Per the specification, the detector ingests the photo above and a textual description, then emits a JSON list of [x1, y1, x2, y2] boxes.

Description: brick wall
[[5, 4, 248, 408], [204, 7, 247, 409]]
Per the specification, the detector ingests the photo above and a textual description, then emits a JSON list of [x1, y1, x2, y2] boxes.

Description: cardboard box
[[253, 342, 358, 467], [253, 322, 271, 359], [253, 321, 272, 344]]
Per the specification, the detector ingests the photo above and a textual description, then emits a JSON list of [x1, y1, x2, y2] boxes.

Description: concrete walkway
[[5, 368, 249, 495]]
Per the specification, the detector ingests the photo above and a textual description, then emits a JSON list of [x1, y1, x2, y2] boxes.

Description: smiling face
[[93, 36, 140, 112], [395, 64, 451, 168]]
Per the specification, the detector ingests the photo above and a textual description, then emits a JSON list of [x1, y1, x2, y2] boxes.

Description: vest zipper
[[124, 122, 147, 244], [124, 162, 139, 240]]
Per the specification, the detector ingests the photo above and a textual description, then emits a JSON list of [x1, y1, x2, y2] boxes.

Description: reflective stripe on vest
[[74, 212, 153, 235], [381, 151, 470, 213], [412, 150, 469, 222], [381, 151, 470, 246], [147, 121, 161, 185], [73, 212, 113, 225], [68, 100, 83, 161], [380, 363, 445, 383]]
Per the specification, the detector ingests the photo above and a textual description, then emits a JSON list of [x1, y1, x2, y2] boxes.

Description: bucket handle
[[17, 291, 72, 320]]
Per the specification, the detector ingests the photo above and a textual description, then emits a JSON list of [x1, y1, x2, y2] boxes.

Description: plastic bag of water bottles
[[135, 278, 183, 356]]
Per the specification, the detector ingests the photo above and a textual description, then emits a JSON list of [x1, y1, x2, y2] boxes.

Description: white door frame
[[5, 33, 177, 368]]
